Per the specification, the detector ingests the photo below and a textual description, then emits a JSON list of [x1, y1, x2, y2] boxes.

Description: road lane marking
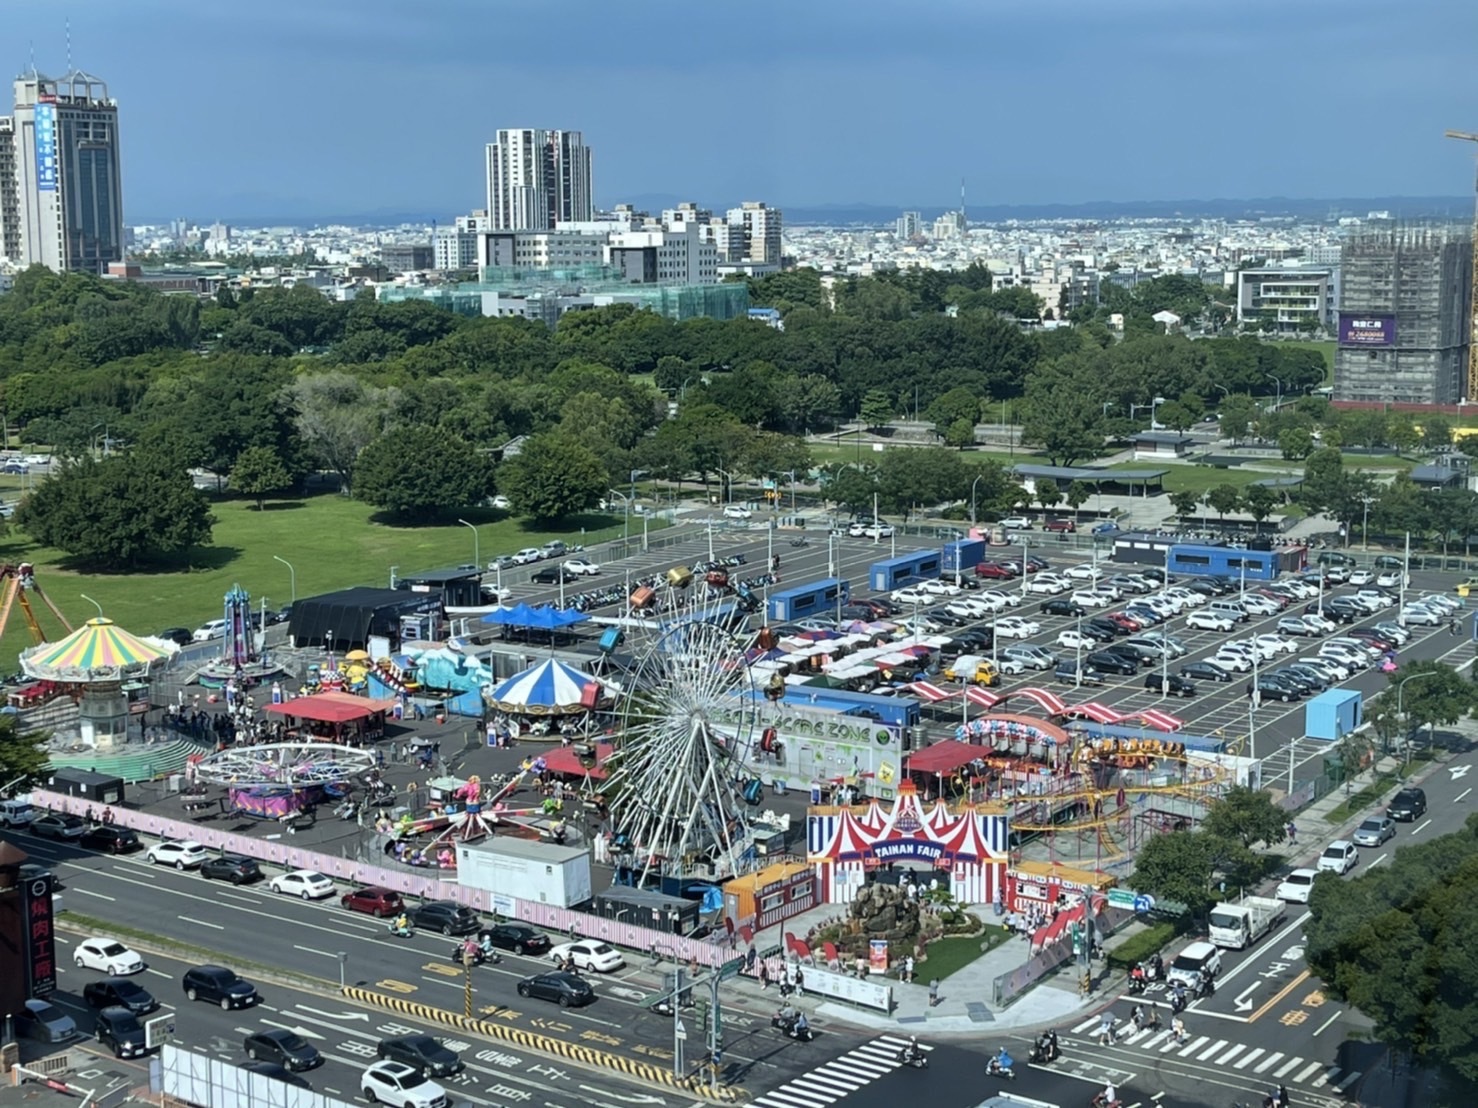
[[72, 888, 115, 901], [260, 1019, 323, 1040], [1367, 853, 1389, 869], [1311, 1009, 1343, 1036], [145, 968, 173, 980], [1411, 818, 1432, 836], [1249, 969, 1310, 1022], [1255, 1051, 1284, 1073], [294, 944, 338, 958], [1235, 1047, 1263, 1069], [1213, 911, 1310, 987], [1274, 1056, 1305, 1078], [1293, 1061, 1323, 1083], [179, 916, 223, 929], [1456, 787, 1472, 804], [1335, 1071, 1363, 1092]]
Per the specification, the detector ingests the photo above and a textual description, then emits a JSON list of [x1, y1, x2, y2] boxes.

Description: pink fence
[[33, 789, 732, 968]]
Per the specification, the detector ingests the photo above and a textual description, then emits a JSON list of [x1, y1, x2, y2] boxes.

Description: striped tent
[[21, 618, 175, 679]]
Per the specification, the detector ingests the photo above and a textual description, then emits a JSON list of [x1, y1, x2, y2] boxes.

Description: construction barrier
[[339, 985, 742, 1101]]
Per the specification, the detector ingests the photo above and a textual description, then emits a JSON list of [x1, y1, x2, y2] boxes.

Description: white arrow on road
[[604, 986, 650, 1001], [579, 1087, 666, 1106], [1234, 982, 1261, 1012], [261, 1020, 324, 1039], [1450, 764, 1471, 780], [296, 1005, 370, 1022]]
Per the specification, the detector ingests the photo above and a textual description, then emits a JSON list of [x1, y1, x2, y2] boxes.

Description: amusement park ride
[[0, 563, 73, 645]]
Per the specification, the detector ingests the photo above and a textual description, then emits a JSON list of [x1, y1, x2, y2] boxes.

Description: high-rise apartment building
[[896, 211, 922, 240], [435, 211, 490, 270], [485, 129, 592, 231], [1332, 226, 1472, 405], [1, 70, 125, 273], [726, 201, 782, 266]]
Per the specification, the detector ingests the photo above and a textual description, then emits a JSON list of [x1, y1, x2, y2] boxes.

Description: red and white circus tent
[[807, 781, 1009, 905]]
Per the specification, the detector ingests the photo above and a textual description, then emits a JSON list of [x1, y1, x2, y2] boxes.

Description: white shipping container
[[456, 837, 592, 908]]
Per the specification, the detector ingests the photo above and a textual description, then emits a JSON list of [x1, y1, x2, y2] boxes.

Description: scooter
[[789, 538, 810, 548], [1126, 973, 1146, 995], [450, 944, 485, 967], [985, 1055, 1016, 1080], [1169, 989, 1188, 1014], [1028, 1036, 1060, 1064], [387, 922, 414, 938], [896, 1047, 928, 1069], [771, 1013, 814, 1042]]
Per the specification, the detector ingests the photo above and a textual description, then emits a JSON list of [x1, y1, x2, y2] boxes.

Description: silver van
[[1207, 599, 1249, 623]]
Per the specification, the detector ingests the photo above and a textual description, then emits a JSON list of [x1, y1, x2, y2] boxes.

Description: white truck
[[1208, 894, 1286, 950]]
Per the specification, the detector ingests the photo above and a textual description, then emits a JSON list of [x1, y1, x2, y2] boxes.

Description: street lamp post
[[456, 519, 479, 570], [970, 475, 984, 528], [1265, 373, 1283, 410], [716, 468, 736, 508], [273, 555, 297, 603], [1361, 495, 1374, 551]]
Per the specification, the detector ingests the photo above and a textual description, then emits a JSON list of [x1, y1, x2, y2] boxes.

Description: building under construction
[[1332, 224, 1472, 406]]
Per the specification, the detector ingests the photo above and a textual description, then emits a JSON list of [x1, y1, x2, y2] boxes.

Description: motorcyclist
[[989, 1046, 1013, 1073], [391, 913, 411, 936], [793, 1012, 809, 1036], [902, 1035, 921, 1062], [778, 1003, 798, 1026], [1091, 1081, 1117, 1108], [1149, 952, 1164, 979], [1128, 963, 1146, 991], [460, 937, 480, 965]]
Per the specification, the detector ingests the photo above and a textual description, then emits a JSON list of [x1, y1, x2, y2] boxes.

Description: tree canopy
[[353, 426, 490, 520]]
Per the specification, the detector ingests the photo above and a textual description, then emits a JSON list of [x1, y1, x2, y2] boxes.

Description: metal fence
[[991, 905, 1134, 1008]]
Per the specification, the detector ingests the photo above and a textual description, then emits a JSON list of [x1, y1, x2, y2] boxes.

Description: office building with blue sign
[[0, 68, 124, 274]]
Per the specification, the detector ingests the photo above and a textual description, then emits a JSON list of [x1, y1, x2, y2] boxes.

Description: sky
[[9, 0, 1478, 221]]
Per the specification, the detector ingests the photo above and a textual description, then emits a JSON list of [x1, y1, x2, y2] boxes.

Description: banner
[[1338, 312, 1396, 347], [33, 103, 57, 192]]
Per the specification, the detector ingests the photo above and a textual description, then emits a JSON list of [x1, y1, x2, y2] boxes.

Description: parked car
[[531, 565, 580, 585], [477, 923, 552, 956], [974, 561, 1017, 579], [563, 558, 601, 576], [95, 1007, 150, 1059], [517, 971, 595, 1008], [995, 616, 1041, 639], [269, 870, 335, 899], [360, 1060, 449, 1108], [15, 999, 77, 1044], [511, 548, 543, 565], [147, 840, 209, 869], [548, 940, 624, 973], [1387, 787, 1427, 822], [1247, 677, 1299, 702], [83, 979, 159, 1015], [1087, 651, 1136, 676], [157, 627, 193, 647], [1352, 816, 1396, 847], [192, 619, 228, 642], [1043, 519, 1076, 533], [1179, 660, 1232, 683], [1143, 672, 1197, 698], [30, 813, 87, 839], [74, 937, 145, 975], [342, 887, 405, 918], [182, 964, 259, 1009], [79, 825, 141, 853], [1057, 630, 1097, 651], [1042, 598, 1086, 618], [1000, 517, 1033, 530], [1054, 659, 1105, 686], [409, 901, 479, 935], [245, 1029, 323, 1071], [1316, 840, 1359, 875], [1275, 868, 1319, 904], [200, 855, 263, 885], [376, 1035, 464, 1078]]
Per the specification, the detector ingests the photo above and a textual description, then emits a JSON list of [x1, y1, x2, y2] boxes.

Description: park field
[[0, 493, 637, 667]]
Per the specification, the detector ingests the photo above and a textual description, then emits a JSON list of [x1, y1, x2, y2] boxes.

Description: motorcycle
[[1169, 989, 1188, 1014], [985, 1055, 1016, 1080], [770, 1013, 814, 1042], [1126, 973, 1147, 995], [387, 922, 414, 938], [895, 1047, 928, 1069], [789, 538, 810, 548], [450, 944, 485, 967], [1029, 1037, 1060, 1064]]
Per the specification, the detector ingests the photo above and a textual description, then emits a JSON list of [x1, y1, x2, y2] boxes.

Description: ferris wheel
[[603, 605, 765, 882]]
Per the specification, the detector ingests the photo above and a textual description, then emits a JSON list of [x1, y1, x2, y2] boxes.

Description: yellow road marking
[[1249, 969, 1310, 1022]]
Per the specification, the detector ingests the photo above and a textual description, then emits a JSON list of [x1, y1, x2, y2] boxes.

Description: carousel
[[484, 658, 615, 736], [19, 618, 178, 748]]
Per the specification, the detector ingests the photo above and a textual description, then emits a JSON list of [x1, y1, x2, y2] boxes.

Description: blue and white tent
[[487, 658, 606, 715]]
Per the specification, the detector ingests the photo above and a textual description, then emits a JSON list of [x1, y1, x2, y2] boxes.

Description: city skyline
[[5, 0, 1477, 221]]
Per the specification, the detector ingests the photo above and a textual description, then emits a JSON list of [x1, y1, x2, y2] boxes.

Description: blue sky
[[10, 0, 1478, 220]]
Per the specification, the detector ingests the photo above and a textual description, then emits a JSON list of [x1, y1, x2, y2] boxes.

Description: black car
[[951, 630, 993, 651], [1348, 628, 1398, 651], [479, 923, 552, 956], [410, 900, 479, 936], [1269, 668, 1319, 694], [182, 965, 258, 1009], [1247, 677, 1300, 702], [929, 610, 967, 627], [244, 1029, 322, 1071], [158, 627, 193, 647], [1102, 644, 1153, 667], [531, 566, 579, 585], [1087, 651, 1136, 676], [1085, 616, 1126, 638], [1042, 598, 1086, 618], [95, 1008, 150, 1059], [1283, 665, 1330, 691], [1143, 672, 1197, 697], [517, 971, 595, 1009], [80, 825, 142, 854], [84, 979, 159, 1015], [1387, 787, 1427, 822], [200, 855, 263, 884], [1186, 579, 1220, 596], [1025, 555, 1051, 572], [1180, 661, 1233, 683], [1054, 660, 1104, 686], [242, 1062, 311, 1089], [376, 1034, 465, 1077]]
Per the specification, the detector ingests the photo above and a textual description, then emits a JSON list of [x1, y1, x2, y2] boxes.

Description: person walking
[[759, 961, 770, 991], [1286, 820, 1297, 845], [1097, 1012, 1115, 1045], [903, 954, 915, 984], [928, 977, 939, 1007]]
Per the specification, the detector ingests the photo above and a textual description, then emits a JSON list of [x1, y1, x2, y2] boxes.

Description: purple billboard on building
[[1338, 313, 1397, 347]]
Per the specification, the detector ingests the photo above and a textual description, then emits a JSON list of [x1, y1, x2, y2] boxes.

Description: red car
[[975, 561, 1017, 579], [1043, 519, 1076, 533], [340, 886, 405, 917], [1107, 612, 1143, 632]]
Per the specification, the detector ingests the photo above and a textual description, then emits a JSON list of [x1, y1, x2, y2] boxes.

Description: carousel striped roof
[[21, 618, 174, 677]]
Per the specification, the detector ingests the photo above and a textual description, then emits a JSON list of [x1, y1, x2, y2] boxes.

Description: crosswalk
[[1065, 1014, 1363, 1093], [750, 1035, 931, 1108]]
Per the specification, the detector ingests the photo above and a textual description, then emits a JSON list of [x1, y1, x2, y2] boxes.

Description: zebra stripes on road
[[1065, 1014, 1362, 1093], [749, 1035, 932, 1108]]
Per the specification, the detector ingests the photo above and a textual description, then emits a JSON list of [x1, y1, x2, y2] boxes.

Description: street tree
[[1130, 831, 1217, 919], [943, 418, 976, 449], [1034, 477, 1063, 515], [1198, 786, 1288, 850], [497, 433, 609, 524], [354, 426, 489, 520], [1217, 394, 1260, 445], [1065, 480, 1093, 523], [1243, 484, 1279, 531], [1381, 659, 1477, 742], [1206, 483, 1244, 523], [820, 463, 880, 516], [1278, 426, 1314, 461], [230, 445, 294, 510], [15, 449, 215, 569], [0, 714, 48, 787], [877, 447, 968, 517], [1154, 399, 1195, 432], [285, 372, 400, 494], [859, 388, 894, 430], [1170, 489, 1202, 523], [926, 387, 981, 441]]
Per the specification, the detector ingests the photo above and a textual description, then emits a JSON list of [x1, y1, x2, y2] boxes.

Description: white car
[[269, 870, 336, 900], [563, 558, 601, 576], [918, 580, 962, 597], [361, 1061, 448, 1108], [1421, 593, 1460, 614], [1399, 604, 1440, 626], [892, 586, 931, 606], [489, 495, 511, 510], [1027, 575, 1071, 595], [1239, 594, 1280, 616], [980, 590, 1021, 608], [946, 599, 990, 620], [722, 505, 752, 520], [1210, 652, 1252, 673], [1000, 517, 1033, 530], [146, 840, 208, 869], [1002, 645, 1054, 670], [1317, 840, 1358, 876], [995, 616, 1040, 639], [511, 548, 544, 565], [1070, 589, 1111, 609], [1275, 868, 1318, 904], [73, 937, 145, 975], [192, 619, 227, 642], [1298, 657, 1348, 681], [1167, 587, 1207, 607], [1057, 630, 1097, 651], [1347, 569, 1374, 586], [549, 940, 625, 973], [863, 523, 896, 539], [1064, 564, 1104, 582], [1254, 634, 1297, 657], [1303, 612, 1338, 634], [1186, 609, 1234, 632], [1375, 571, 1406, 589]]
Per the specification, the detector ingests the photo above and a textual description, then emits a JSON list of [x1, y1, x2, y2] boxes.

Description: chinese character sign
[[1337, 312, 1396, 347], [33, 103, 57, 193], [23, 877, 56, 997]]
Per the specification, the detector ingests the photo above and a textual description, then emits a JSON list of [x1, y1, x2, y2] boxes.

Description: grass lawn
[[0, 492, 640, 664], [917, 924, 1011, 981], [1104, 463, 1288, 497], [1340, 453, 1413, 471]]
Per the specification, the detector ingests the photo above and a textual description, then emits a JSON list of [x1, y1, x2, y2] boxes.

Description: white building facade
[[485, 128, 593, 232]]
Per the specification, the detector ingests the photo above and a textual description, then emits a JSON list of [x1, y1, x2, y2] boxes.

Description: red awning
[[541, 742, 616, 780], [905, 739, 983, 775], [263, 692, 398, 724]]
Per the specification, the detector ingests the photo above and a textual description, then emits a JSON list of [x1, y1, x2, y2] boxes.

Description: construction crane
[[0, 563, 74, 647], [1445, 129, 1478, 401]]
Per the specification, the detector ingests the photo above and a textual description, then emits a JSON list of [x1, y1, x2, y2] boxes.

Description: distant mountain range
[[142, 195, 1475, 229]]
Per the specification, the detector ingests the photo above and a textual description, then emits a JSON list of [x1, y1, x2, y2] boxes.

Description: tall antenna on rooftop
[[65, 16, 72, 71], [28, 41, 35, 75]]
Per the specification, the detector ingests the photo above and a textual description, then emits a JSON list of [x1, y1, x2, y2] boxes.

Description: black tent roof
[[289, 587, 441, 651]]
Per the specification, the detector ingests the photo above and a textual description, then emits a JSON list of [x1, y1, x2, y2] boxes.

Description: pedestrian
[[1452, 617, 1462, 637], [903, 954, 915, 984], [1097, 1012, 1115, 1045], [794, 967, 805, 997], [759, 961, 770, 991], [1286, 821, 1297, 845], [1171, 1015, 1188, 1044], [928, 977, 940, 1007]]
